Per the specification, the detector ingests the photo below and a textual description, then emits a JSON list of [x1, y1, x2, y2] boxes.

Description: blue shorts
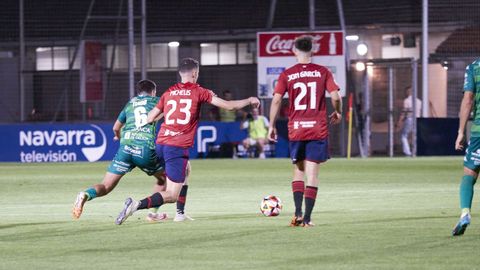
[[155, 144, 189, 183], [289, 140, 329, 164]]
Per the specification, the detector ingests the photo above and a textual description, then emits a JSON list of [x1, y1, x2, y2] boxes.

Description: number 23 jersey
[[155, 82, 214, 148], [274, 63, 340, 141]]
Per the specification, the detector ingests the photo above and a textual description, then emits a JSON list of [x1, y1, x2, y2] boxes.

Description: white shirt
[[403, 95, 422, 118]]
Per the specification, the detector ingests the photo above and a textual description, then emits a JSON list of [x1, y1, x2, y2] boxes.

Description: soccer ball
[[260, 195, 283, 217]]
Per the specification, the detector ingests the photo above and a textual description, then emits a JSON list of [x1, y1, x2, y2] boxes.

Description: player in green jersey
[[452, 59, 480, 236], [72, 80, 190, 221]]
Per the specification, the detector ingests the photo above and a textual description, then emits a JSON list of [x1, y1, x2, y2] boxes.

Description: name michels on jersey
[[169, 89, 192, 96], [287, 70, 321, 82]]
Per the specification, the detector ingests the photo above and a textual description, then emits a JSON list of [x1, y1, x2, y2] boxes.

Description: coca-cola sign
[[258, 32, 343, 57]]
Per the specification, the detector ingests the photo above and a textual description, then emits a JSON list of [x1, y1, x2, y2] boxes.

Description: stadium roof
[[0, 0, 479, 42]]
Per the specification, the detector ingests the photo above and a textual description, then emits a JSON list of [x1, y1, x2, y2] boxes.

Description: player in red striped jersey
[[115, 58, 260, 225], [268, 36, 342, 227]]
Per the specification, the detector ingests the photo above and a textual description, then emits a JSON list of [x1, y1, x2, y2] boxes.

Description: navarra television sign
[[257, 31, 346, 98], [0, 124, 118, 163]]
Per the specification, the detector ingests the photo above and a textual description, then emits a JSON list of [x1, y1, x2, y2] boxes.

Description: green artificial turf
[[0, 157, 478, 270]]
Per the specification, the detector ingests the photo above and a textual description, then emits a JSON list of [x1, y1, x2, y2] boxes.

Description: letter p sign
[[196, 126, 217, 153]]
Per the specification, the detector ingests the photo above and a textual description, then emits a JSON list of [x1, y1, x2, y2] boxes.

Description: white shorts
[[246, 138, 258, 146]]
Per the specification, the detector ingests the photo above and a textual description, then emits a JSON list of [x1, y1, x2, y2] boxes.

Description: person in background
[[219, 90, 244, 158], [241, 108, 270, 159], [396, 86, 421, 156], [219, 90, 241, 122]]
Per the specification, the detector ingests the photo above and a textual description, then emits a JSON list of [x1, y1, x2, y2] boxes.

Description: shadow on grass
[[0, 221, 70, 230], [195, 213, 260, 221], [0, 221, 113, 241], [337, 214, 458, 226]]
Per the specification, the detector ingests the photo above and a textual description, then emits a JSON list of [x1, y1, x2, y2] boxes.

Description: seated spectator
[[241, 108, 269, 159]]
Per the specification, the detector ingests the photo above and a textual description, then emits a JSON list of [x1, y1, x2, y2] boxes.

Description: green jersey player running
[[452, 59, 480, 236], [72, 79, 191, 222]]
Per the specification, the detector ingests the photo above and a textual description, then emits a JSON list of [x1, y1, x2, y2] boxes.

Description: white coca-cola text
[[265, 35, 322, 55]]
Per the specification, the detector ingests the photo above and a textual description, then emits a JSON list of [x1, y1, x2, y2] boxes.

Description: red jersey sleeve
[[273, 72, 288, 96], [198, 87, 214, 103], [155, 93, 165, 112], [325, 69, 340, 93]]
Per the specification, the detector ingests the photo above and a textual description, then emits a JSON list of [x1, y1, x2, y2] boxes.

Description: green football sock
[[84, 188, 97, 201], [460, 175, 476, 209]]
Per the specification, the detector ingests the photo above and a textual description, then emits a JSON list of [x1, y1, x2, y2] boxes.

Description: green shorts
[[107, 144, 164, 176], [464, 136, 480, 171]]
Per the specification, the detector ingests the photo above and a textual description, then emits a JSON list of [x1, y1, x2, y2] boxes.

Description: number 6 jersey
[[274, 63, 340, 141], [117, 95, 160, 149], [155, 82, 214, 148]]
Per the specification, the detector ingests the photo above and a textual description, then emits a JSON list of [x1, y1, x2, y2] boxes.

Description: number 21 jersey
[[155, 82, 213, 148], [274, 63, 340, 141]]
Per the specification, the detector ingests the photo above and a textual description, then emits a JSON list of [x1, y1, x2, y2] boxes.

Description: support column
[[363, 67, 371, 157], [309, 0, 315, 30], [128, 0, 134, 98], [388, 67, 394, 157], [140, 0, 147, 80], [19, 0, 25, 122], [422, 0, 429, 117], [412, 60, 418, 157]]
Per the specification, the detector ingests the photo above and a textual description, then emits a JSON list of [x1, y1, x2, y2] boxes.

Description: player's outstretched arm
[[329, 90, 343, 125], [268, 93, 282, 142], [146, 107, 163, 125], [113, 120, 124, 141], [210, 96, 260, 111], [456, 91, 474, 150]]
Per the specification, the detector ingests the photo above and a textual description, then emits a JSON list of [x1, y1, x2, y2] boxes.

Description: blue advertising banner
[[0, 121, 290, 162], [0, 123, 119, 162]]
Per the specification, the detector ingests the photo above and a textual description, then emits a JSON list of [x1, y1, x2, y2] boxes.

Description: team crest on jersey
[[294, 121, 300, 129]]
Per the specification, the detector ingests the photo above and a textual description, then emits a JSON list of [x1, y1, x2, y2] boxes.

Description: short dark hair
[[294, 35, 313, 53], [136, 79, 156, 95], [178, 58, 199, 73]]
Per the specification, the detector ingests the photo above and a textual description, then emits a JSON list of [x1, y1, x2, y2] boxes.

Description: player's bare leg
[[73, 172, 123, 219], [302, 160, 319, 227], [242, 138, 252, 157], [258, 138, 267, 159], [116, 177, 183, 225], [290, 161, 305, 227]]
